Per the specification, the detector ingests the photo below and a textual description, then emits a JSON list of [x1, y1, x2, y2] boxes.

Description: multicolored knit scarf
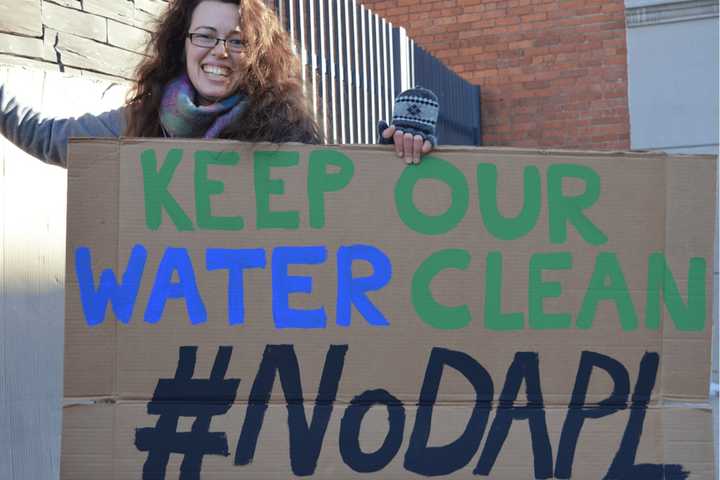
[[159, 73, 248, 139]]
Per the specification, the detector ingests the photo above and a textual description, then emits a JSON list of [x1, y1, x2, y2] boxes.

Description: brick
[[602, 38, 626, 49], [483, 9, 506, 19], [446, 53, 474, 63], [521, 13, 547, 22], [446, 22, 468, 32], [576, 4, 603, 15], [422, 24, 450, 34], [389, 13, 410, 23], [460, 0, 487, 7], [108, 19, 151, 53], [0, 53, 60, 71], [82, 0, 134, 20], [523, 81, 550, 90], [458, 29, 483, 40], [454, 12, 485, 23], [43, 28, 144, 79], [432, 16, 457, 26], [601, 2, 624, 13], [459, 46, 485, 56], [461, 4, 486, 14], [0, 0, 42, 36], [386, 5, 409, 15], [472, 19, 497, 29], [509, 5, 533, 16], [0, 32, 45, 58], [535, 70, 562, 81], [487, 24, 521, 34], [42, 2, 107, 42], [508, 0, 532, 7], [509, 39, 534, 49]]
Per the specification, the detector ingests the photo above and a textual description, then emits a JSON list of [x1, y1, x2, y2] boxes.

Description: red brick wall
[[362, 0, 630, 150]]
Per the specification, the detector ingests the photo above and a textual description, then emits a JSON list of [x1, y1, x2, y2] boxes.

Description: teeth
[[203, 65, 230, 76]]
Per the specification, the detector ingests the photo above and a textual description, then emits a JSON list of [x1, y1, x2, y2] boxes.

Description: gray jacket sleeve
[[0, 84, 126, 168]]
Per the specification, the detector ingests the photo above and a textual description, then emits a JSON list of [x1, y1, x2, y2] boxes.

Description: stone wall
[[0, 0, 166, 79]]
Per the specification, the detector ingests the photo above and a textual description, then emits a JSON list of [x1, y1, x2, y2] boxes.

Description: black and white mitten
[[379, 86, 439, 147]]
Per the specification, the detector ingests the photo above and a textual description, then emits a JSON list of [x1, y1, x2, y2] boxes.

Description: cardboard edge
[[108, 137, 717, 160], [68, 137, 123, 145]]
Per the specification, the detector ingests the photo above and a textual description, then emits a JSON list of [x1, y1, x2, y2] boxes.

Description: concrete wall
[[625, 0, 719, 154], [0, 64, 128, 479], [0, 2, 157, 478]]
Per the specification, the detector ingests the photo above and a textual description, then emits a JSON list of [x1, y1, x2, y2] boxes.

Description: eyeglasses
[[187, 33, 245, 52]]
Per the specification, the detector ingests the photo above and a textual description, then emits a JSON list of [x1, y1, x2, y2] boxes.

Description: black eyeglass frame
[[186, 33, 246, 52]]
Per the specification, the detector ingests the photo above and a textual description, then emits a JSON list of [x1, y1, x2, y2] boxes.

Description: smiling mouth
[[202, 65, 231, 77]]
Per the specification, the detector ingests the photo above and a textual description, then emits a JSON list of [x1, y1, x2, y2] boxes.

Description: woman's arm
[[0, 84, 125, 168]]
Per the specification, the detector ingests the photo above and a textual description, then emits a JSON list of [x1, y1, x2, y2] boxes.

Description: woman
[[0, 0, 436, 166]]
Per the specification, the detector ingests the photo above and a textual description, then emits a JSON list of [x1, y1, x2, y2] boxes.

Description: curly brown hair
[[125, 0, 321, 143]]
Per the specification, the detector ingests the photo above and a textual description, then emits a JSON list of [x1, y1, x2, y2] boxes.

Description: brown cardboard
[[62, 139, 716, 479]]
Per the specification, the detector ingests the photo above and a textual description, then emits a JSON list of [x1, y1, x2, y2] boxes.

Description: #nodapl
[[135, 346, 685, 479]]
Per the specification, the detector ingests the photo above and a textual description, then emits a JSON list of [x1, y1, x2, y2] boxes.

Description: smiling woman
[[0, 0, 438, 167], [127, 0, 321, 143]]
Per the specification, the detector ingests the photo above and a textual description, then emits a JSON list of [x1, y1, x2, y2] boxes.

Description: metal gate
[[273, 0, 482, 145]]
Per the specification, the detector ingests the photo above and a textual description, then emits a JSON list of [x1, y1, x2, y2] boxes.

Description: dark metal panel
[[413, 44, 482, 146], [391, 27, 401, 98]]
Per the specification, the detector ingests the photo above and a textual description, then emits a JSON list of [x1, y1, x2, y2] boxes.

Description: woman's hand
[[378, 86, 439, 164], [381, 124, 433, 165]]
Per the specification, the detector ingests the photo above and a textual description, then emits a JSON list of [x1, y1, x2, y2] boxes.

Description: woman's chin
[[197, 88, 230, 105]]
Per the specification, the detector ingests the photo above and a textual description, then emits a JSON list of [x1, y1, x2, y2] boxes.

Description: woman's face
[[185, 1, 245, 105]]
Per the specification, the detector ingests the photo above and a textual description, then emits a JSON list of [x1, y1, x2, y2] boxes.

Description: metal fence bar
[[350, 1, 359, 143], [382, 19, 391, 124], [298, 0, 307, 91], [343, 0, 351, 142], [318, 0, 326, 140], [310, 0, 319, 124], [327, 0, 337, 143], [360, 5, 370, 143]]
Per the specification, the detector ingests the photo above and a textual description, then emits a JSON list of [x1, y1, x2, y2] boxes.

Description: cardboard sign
[[62, 139, 716, 479]]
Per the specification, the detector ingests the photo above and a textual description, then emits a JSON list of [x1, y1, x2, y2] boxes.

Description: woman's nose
[[212, 40, 229, 58]]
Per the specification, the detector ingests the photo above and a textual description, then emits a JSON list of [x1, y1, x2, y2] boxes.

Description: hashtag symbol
[[135, 346, 240, 480]]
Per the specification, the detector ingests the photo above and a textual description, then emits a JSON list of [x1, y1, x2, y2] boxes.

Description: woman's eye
[[197, 34, 215, 41], [228, 39, 245, 48]]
